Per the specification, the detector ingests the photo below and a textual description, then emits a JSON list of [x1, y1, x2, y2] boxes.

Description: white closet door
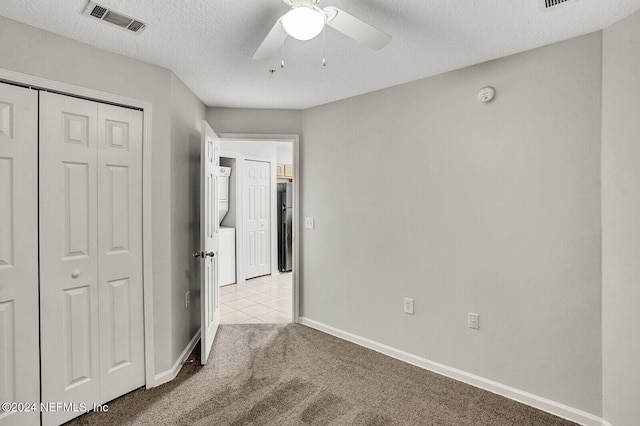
[[97, 103, 144, 403], [39, 92, 100, 426], [39, 92, 145, 425], [0, 83, 39, 426], [243, 160, 271, 279]]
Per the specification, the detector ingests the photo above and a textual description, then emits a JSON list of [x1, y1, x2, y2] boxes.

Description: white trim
[[299, 317, 605, 426], [152, 329, 201, 387], [141, 106, 155, 389], [219, 134, 300, 323], [0, 68, 156, 389]]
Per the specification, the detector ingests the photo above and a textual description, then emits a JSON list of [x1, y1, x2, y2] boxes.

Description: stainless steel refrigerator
[[277, 182, 293, 272]]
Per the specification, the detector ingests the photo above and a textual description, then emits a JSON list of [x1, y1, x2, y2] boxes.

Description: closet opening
[[0, 69, 154, 426]]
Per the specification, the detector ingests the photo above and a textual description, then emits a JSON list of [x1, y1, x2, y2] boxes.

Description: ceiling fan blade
[[323, 6, 391, 51], [253, 18, 287, 60]]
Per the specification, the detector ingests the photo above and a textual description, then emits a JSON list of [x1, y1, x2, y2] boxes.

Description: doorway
[[216, 135, 299, 324]]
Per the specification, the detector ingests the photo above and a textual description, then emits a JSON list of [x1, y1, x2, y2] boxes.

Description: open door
[[195, 120, 220, 364]]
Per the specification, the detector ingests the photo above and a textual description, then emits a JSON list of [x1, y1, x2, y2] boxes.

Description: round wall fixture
[[478, 86, 496, 103]]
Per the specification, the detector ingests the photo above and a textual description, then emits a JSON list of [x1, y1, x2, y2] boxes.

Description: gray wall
[[0, 16, 204, 375], [602, 11, 640, 426], [169, 73, 207, 364], [300, 33, 603, 415], [207, 107, 303, 135]]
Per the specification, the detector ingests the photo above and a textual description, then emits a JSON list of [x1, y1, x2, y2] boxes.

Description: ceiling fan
[[253, 0, 392, 60]]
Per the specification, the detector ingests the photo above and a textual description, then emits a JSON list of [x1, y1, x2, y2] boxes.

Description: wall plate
[[305, 217, 315, 229]]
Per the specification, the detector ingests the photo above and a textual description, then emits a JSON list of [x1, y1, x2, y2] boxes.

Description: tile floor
[[219, 272, 292, 324]]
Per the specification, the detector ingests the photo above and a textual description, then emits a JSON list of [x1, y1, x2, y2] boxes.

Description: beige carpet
[[68, 324, 577, 425]]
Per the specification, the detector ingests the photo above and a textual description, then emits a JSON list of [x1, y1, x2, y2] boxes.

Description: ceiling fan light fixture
[[282, 6, 325, 41]]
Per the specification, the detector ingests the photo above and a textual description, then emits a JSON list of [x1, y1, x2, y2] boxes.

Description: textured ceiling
[[1, 0, 639, 109]]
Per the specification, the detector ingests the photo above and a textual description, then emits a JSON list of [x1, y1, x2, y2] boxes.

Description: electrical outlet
[[305, 217, 315, 229], [468, 312, 479, 330], [185, 291, 190, 309], [403, 298, 414, 315]]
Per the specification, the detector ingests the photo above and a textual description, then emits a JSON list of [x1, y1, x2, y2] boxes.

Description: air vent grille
[[545, 0, 569, 7], [102, 10, 133, 28], [82, 1, 148, 34], [89, 5, 107, 18], [127, 21, 146, 33]]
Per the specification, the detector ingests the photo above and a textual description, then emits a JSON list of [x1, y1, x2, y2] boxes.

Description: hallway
[[219, 273, 292, 324]]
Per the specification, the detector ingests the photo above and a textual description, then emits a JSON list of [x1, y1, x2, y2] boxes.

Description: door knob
[[71, 270, 80, 279], [193, 251, 215, 258]]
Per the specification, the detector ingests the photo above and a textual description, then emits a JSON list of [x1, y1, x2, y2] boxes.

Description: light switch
[[305, 217, 315, 229], [468, 313, 479, 330]]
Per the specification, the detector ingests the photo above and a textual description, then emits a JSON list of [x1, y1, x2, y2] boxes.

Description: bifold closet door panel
[[39, 91, 145, 425], [39, 91, 100, 426], [0, 83, 39, 426], [97, 103, 144, 403]]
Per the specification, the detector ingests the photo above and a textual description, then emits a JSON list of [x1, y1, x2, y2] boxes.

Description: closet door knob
[[71, 270, 80, 279]]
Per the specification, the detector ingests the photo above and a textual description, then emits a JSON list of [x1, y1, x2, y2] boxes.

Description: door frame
[[220, 134, 300, 322], [0, 68, 156, 387]]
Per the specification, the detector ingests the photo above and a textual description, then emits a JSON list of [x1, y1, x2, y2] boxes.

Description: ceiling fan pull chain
[[322, 25, 326, 67], [281, 23, 285, 68]]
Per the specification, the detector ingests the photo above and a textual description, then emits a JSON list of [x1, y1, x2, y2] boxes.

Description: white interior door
[[96, 102, 144, 403], [198, 120, 220, 365], [39, 92, 144, 425], [40, 92, 100, 426], [243, 160, 271, 279], [0, 83, 39, 426]]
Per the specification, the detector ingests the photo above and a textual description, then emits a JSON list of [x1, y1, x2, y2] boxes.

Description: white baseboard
[[299, 317, 605, 426], [151, 328, 201, 388]]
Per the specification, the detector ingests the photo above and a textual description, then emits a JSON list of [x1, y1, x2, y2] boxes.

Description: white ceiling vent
[[83, 1, 147, 34], [544, 0, 570, 8]]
